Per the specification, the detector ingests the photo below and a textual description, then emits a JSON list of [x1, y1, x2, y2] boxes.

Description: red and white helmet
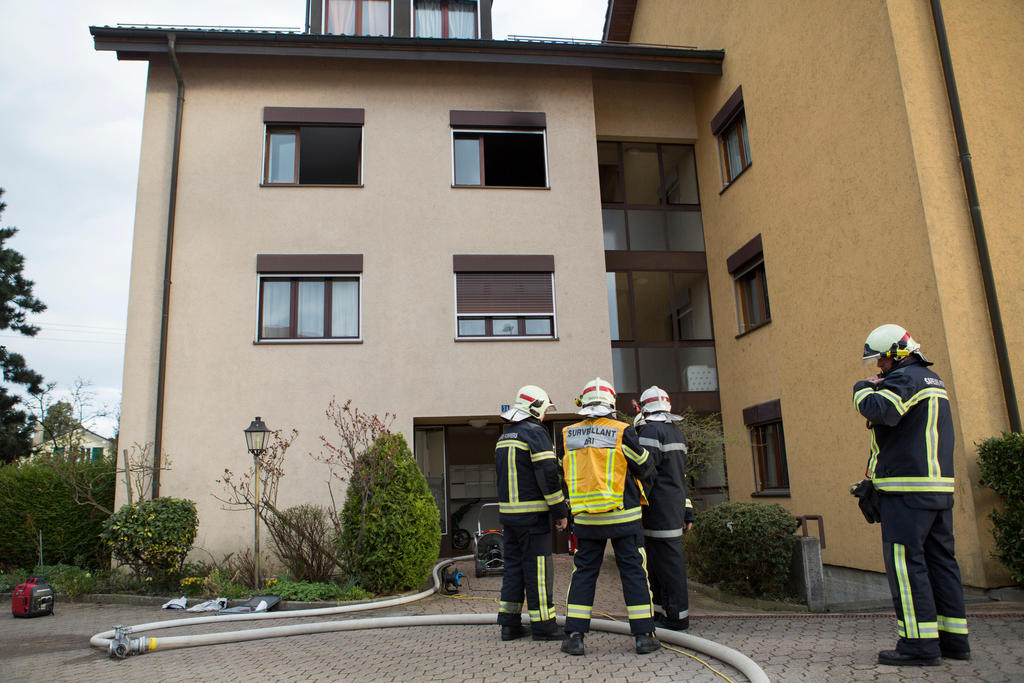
[[512, 385, 554, 419], [639, 385, 671, 415], [862, 324, 922, 365], [577, 377, 616, 412]]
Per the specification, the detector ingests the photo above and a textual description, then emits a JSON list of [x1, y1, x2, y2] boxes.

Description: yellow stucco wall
[[628, 0, 1021, 587]]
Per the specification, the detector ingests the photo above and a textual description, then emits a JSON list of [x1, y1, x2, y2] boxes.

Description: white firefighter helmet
[[639, 385, 671, 415], [502, 385, 554, 421], [576, 377, 616, 416], [862, 324, 921, 365]]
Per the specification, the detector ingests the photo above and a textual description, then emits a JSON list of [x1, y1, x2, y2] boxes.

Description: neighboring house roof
[[31, 425, 113, 451], [90, 27, 723, 75]]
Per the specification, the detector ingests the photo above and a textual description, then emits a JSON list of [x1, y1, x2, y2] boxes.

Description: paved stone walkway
[[3, 554, 1022, 682]]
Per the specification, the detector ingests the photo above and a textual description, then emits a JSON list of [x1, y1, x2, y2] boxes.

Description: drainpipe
[[929, 0, 1021, 433], [152, 33, 186, 497]]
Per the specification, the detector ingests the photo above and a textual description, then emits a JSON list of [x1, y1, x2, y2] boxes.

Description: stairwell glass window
[[454, 255, 555, 339], [711, 86, 751, 187], [327, 0, 391, 35], [451, 111, 548, 188], [256, 255, 362, 342], [414, 0, 478, 38], [263, 107, 364, 186]]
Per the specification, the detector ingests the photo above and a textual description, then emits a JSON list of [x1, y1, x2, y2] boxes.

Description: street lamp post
[[243, 416, 270, 591]]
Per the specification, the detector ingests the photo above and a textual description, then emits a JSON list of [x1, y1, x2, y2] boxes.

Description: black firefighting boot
[[561, 632, 585, 655], [877, 650, 941, 666], [500, 624, 529, 641], [635, 632, 660, 654]]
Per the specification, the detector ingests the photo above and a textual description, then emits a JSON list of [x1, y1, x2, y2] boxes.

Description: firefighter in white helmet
[[853, 325, 970, 665], [495, 385, 567, 643], [559, 378, 659, 656], [636, 386, 694, 631]]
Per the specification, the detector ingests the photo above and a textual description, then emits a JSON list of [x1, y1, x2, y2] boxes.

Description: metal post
[[253, 453, 261, 590]]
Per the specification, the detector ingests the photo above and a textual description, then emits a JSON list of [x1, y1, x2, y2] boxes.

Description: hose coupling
[[109, 625, 151, 658]]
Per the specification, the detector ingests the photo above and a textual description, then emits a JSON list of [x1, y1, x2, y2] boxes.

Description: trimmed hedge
[[685, 501, 798, 599], [338, 433, 441, 593], [977, 432, 1024, 584], [0, 457, 115, 570]]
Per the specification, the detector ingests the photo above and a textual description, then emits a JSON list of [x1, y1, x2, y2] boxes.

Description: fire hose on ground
[[90, 555, 769, 683]]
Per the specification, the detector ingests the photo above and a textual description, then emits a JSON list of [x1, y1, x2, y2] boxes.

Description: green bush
[[0, 457, 115, 569], [101, 497, 198, 589], [977, 432, 1024, 584], [338, 433, 440, 593], [686, 501, 798, 599]]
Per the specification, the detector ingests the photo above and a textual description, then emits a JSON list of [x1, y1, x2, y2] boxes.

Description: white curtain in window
[[268, 132, 296, 183], [332, 280, 359, 337], [415, 0, 442, 37], [327, 0, 357, 34], [297, 280, 325, 337], [448, 0, 477, 38], [363, 0, 390, 36], [262, 281, 291, 337]]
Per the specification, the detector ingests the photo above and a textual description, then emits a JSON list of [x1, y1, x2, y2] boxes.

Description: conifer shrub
[[977, 432, 1024, 584], [101, 497, 198, 589], [686, 501, 798, 598], [338, 433, 440, 592]]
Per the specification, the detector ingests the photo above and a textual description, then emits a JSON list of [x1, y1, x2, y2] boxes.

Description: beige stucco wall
[[120, 55, 699, 558], [629, 0, 1021, 587]]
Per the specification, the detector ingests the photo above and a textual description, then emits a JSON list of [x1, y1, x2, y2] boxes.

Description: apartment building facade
[[94, 0, 1021, 588]]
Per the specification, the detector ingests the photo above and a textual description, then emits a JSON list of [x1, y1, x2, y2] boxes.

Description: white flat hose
[[90, 556, 769, 683]]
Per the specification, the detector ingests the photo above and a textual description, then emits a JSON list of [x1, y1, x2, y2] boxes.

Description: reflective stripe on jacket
[[853, 358, 955, 496]]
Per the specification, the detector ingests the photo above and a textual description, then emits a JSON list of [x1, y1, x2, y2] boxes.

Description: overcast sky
[[0, 1, 608, 437]]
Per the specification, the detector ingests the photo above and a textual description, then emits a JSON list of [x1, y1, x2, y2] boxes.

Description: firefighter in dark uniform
[[635, 385, 695, 631], [495, 385, 568, 642], [560, 377, 659, 656], [853, 324, 970, 666]]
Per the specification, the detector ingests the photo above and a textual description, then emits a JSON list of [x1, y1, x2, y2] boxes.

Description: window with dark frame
[[710, 85, 751, 187], [728, 234, 770, 334], [256, 254, 362, 342], [326, 0, 391, 36], [263, 107, 364, 186], [454, 255, 555, 340], [744, 400, 789, 494], [451, 111, 548, 188], [414, 0, 478, 38], [750, 421, 789, 492]]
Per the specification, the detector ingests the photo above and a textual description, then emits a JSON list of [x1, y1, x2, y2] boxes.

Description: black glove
[[850, 479, 880, 524]]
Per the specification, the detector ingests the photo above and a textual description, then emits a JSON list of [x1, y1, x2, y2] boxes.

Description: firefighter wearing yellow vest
[[560, 377, 659, 656], [495, 385, 568, 643], [853, 324, 970, 666]]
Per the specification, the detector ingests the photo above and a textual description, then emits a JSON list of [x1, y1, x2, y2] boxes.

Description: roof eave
[[90, 27, 723, 75]]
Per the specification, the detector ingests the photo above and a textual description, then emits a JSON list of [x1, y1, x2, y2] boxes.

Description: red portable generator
[[12, 577, 54, 618]]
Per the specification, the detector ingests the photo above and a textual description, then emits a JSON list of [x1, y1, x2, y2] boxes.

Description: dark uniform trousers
[[498, 526, 558, 634], [645, 536, 688, 622], [564, 533, 655, 636], [880, 495, 969, 657]]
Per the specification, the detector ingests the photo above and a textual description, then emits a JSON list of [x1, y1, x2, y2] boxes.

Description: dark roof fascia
[[603, 0, 637, 43], [90, 27, 723, 75]]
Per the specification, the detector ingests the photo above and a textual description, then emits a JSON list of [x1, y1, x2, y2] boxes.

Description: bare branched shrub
[[120, 442, 172, 505], [266, 504, 337, 582], [313, 398, 395, 538]]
